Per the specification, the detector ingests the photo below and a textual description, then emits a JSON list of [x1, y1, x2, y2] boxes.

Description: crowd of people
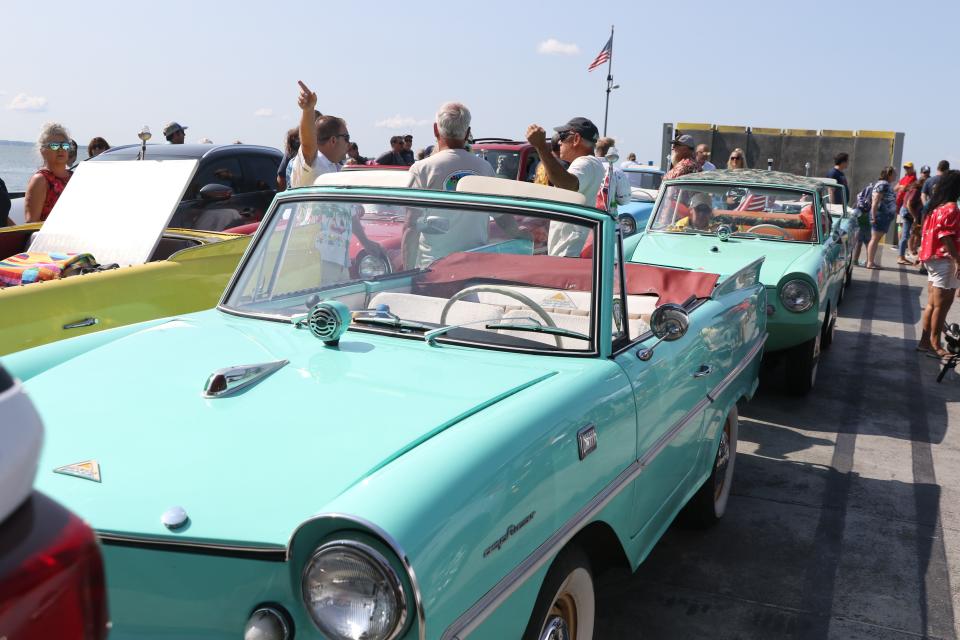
[[4, 87, 959, 362]]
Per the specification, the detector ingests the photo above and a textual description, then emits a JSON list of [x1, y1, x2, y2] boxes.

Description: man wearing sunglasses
[[289, 80, 386, 278], [526, 117, 605, 256], [291, 80, 353, 188], [665, 134, 700, 180]]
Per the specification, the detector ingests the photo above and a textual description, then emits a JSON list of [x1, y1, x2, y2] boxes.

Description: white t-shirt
[[548, 155, 605, 257], [409, 149, 497, 267], [289, 149, 351, 274], [290, 147, 340, 188], [611, 167, 631, 206], [408, 148, 495, 191]]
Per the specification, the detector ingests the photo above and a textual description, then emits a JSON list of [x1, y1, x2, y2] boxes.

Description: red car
[[0, 365, 108, 640], [471, 138, 541, 182]]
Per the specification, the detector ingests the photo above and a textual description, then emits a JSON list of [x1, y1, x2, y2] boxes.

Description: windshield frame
[[645, 180, 823, 244], [216, 188, 607, 357]]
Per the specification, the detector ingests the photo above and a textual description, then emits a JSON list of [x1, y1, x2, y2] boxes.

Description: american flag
[[588, 35, 613, 72], [737, 194, 771, 212]]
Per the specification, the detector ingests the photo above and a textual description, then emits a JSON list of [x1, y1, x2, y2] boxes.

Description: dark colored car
[[92, 143, 282, 231], [0, 363, 109, 639], [471, 138, 541, 182]]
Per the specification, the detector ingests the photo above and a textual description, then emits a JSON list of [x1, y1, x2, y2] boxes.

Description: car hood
[[632, 231, 820, 284], [28, 311, 557, 547]]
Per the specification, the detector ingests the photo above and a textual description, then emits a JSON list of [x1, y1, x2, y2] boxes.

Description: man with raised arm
[[290, 80, 386, 278], [525, 117, 605, 256]]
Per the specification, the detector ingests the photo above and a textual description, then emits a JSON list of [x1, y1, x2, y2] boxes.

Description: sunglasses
[[45, 142, 73, 151], [333, 133, 351, 143], [729, 155, 743, 161], [558, 131, 577, 142]]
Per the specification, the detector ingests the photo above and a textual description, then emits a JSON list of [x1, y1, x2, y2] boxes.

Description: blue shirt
[[825, 167, 849, 204]]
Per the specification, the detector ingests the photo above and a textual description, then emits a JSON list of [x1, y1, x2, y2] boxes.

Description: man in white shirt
[[290, 80, 351, 188], [406, 101, 528, 268], [526, 117, 605, 256], [289, 80, 385, 280], [595, 137, 631, 212]]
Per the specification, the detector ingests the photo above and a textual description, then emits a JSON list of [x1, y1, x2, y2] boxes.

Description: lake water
[[0, 142, 40, 192]]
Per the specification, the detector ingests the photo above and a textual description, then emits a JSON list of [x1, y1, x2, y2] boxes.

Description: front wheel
[[785, 333, 820, 395], [522, 546, 595, 640], [680, 407, 738, 528]]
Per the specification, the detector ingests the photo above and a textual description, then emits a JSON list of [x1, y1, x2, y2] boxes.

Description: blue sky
[[2, 0, 957, 169]]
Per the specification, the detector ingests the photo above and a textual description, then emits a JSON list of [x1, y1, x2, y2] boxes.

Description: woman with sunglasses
[[726, 149, 747, 170], [24, 122, 74, 223]]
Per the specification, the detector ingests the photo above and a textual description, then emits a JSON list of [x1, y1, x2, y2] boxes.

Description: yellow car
[[0, 160, 250, 355]]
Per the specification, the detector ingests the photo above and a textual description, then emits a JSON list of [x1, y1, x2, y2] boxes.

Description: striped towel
[[0, 252, 97, 287]]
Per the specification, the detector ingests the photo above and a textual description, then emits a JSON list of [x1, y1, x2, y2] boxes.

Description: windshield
[[223, 198, 598, 352], [625, 171, 663, 190], [649, 183, 820, 242]]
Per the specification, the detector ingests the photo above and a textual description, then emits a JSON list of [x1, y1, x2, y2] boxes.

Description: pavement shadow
[[594, 453, 955, 640]]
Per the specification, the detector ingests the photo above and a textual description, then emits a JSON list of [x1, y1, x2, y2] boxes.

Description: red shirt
[[665, 158, 699, 180], [895, 174, 915, 208], [36, 168, 71, 221], [919, 202, 960, 262]]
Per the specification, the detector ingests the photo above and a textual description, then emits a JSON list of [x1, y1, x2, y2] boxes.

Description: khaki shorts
[[925, 257, 960, 290]]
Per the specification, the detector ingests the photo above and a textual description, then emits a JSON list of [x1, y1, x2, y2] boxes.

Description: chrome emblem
[[161, 506, 189, 530], [577, 425, 598, 460], [483, 512, 535, 557], [54, 460, 101, 482], [716, 224, 732, 242], [203, 359, 288, 399]]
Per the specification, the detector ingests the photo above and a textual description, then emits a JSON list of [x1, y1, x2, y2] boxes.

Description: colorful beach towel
[[0, 251, 97, 286]]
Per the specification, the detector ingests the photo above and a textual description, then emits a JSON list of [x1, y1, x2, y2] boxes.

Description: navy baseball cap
[[554, 117, 600, 144]]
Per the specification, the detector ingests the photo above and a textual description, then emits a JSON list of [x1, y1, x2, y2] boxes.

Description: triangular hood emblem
[[54, 460, 101, 482]]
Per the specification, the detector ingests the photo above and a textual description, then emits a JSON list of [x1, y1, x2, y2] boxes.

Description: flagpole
[[602, 25, 614, 136]]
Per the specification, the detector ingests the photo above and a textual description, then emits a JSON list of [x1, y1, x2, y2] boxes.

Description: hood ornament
[[54, 460, 101, 482], [203, 359, 289, 399], [716, 224, 732, 242]]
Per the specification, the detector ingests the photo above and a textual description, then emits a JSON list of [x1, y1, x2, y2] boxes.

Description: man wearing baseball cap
[[895, 161, 917, 208], [670, 193, 718, 232], [665, 134, 700, 180], [162, 122, 187, 144], [526, 117, 606, 256]]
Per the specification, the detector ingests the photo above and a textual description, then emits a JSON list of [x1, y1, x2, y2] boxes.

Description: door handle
[[692, 364, 714, 378], [63, 317, 98, 330]]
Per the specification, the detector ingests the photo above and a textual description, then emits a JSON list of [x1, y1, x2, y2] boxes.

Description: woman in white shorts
[[918, 170, 960, 358]]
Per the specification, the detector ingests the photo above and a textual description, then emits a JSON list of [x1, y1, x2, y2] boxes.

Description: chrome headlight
[[302, 541, 406, 640], [619, 215, 637, 236], [779, 279, 815, 313], [358, 253, 390, 279]]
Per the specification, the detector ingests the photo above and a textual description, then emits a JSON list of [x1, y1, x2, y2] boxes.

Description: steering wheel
[[745, 224, 791, 239], [439, 285, 562, 348]]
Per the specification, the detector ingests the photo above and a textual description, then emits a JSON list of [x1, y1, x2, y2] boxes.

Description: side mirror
[[651, 303, 689, 341], [639, 303, 689, 361], [419, 216, 451, 235], [199, 183, 233, 202]]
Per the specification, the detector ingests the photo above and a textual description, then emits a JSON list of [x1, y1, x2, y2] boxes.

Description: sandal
[[916, 344, 932, 352], [929, 348, 952, 360], [897, 258, 912, 265]]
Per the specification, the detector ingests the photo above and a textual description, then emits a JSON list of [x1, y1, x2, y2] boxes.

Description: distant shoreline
[[0, 140, 32, 147]]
